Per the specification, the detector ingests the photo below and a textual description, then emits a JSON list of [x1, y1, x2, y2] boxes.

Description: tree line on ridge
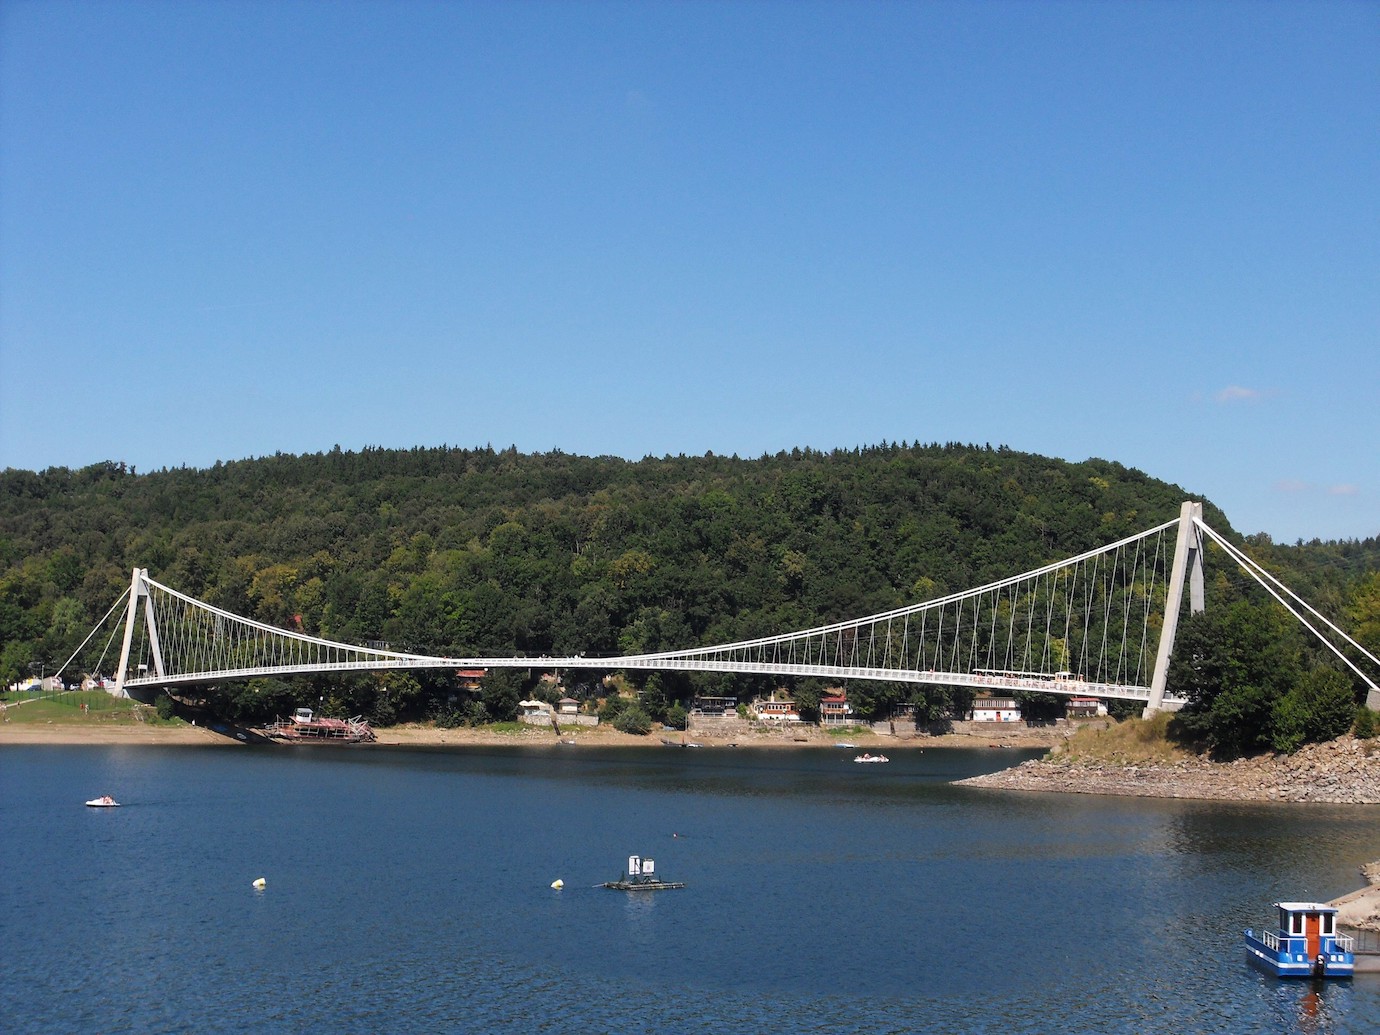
[[2, 442, 1377, 757]]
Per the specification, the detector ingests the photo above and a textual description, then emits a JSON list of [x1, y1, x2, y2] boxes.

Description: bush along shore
[[956, 734, 1380, 804]]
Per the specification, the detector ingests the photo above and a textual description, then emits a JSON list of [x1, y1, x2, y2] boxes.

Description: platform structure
[[601, 854, 685, 891]]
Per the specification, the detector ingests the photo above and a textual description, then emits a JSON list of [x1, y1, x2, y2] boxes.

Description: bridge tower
[[113, 567, 164, 698], [1143, 501, 1205, 717]]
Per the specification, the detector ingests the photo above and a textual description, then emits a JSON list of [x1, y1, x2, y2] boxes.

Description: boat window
[[1291, 912, 1305, 935], [1321, 914, 1334, 935]]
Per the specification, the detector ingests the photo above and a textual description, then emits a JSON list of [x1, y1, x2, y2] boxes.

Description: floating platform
[[602, 878, 687, 891], [602, 854, 684, 892]]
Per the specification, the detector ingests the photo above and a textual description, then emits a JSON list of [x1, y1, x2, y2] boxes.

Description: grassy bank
[[1050, 712, 1196, 764], [1, 690, 179, 727]]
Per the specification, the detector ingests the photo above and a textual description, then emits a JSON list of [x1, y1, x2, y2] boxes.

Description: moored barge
[[265, 707, 375, 744]]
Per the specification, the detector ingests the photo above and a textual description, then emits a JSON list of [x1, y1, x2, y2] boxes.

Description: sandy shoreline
[[0, 722, 228, 746], [0, 720, 1061, 751]]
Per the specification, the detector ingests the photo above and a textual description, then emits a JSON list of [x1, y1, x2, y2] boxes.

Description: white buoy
[[252, 877, 266, 889], [550, 879, 564, 890]]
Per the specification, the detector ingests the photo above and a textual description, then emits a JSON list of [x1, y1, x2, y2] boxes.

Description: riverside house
[[1065, 697, 1107, 718], [753, 697, 801, 722], [819, 693, 853, 726], [969, 697, 1021, 722]]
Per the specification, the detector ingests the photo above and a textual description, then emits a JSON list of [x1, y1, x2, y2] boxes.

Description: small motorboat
[[85, 795, 120, 807], [854, 753, 889, 764], [1245, 902, 1354, 978]]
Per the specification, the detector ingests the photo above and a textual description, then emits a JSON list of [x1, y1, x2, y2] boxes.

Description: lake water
[[2, 744, 1378, 1033]]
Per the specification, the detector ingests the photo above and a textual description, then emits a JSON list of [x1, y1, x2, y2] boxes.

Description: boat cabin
[[293, 707, 314, 724], [1244, 902, 1355, 978]]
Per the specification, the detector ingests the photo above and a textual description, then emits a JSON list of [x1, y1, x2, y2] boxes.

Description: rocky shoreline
[[1330, 861, 1380, 935], [956, 736, 1380, 805]]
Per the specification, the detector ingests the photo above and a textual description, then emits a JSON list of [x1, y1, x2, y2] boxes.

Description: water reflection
[[1166, 803, 1377, 912], [1254, 978, 1366, 1035]]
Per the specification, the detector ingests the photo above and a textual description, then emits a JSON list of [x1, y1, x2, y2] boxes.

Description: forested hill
[[1, 443, 1376, 701]]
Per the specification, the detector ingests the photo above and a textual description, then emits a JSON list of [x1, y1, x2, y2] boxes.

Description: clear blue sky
[[2, 0, 1375, 544]]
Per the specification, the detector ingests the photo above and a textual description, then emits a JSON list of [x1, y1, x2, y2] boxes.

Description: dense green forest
[[3, 443, 1377, 753]]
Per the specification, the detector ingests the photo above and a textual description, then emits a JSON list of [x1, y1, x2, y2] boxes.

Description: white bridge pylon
[[95, 501, 1378, 713]]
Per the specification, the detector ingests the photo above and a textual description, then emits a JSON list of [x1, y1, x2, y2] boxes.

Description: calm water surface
[[3, 744, 1378, 1033]]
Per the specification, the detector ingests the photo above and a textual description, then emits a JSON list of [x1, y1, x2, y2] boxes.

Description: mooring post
[[1144, 501, 1204, 717]]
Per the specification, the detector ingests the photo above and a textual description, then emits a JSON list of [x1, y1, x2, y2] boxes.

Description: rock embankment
[[956, 736, 1380, 804], [1330, 861, 1380, 933]]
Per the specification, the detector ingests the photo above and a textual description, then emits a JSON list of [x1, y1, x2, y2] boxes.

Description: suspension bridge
[[59, 502, 1380, 715]]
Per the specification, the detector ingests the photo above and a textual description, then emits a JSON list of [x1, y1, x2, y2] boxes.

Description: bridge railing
[[123, 655, 1180, 704]]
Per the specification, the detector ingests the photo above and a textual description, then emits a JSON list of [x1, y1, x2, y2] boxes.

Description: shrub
[[433, 702, 464, 728], [1355, 707, 1377, 740], [612, 705, 652, 735], [1270, 693, 1309, 755], [154, 693, 176, 721], [663, 702, 688, 730], [1270, 668, 1358, 754]]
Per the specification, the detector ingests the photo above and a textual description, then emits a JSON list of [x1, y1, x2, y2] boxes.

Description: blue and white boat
[[1244, 902, 1354, 978]]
